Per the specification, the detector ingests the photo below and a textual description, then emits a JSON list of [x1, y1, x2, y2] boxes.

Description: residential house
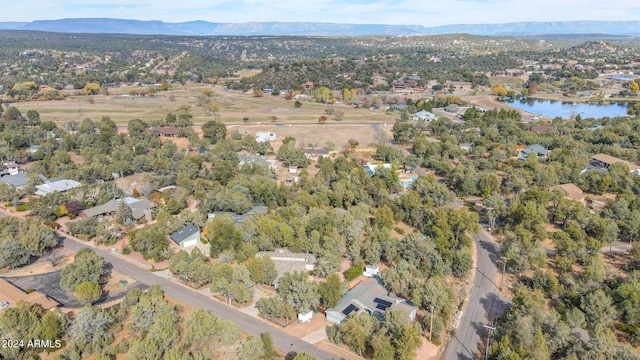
[[553, 183, 586, 204], [238, 154, 277, 170], [365, 162, 392, 176], [412, 110, 437, 122], [254, 249, 317, 288], [519, 144, 549, 160], [444, 104, 461, 113], [81, 197, 156, 221], [256, 132, 276, 143], [35, 179, 81, 196], [326, 278, 417, 325], [0, 172, 29, 191], [372, 74, 387, 86], [0, 278, 60, 311], [589, 153, 640, 173], [149, 126, 181, 137], [529, 126, 556, 134], [459, 143, 475, 153], [304, 148, 330, 160], [391, 104, 407, 111], [170, 224, 201, 249], [398, 174, 418, 189], [1, 162, 22, 176]]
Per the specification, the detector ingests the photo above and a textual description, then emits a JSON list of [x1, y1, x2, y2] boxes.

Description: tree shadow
[[478, 237, 501, 268], [479, 292, 511, 327], [447, 332, 475, 360]]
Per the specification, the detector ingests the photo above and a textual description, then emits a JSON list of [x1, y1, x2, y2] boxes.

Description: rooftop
[[591, 153, 640, 170], [521, 144, 549, 156], [0, 278, 60, 311], [327, 278, 416, 323], [0, 172, 29, 188], [170, 224, 200, 244], [554, 183, 586, 203], [35, 179, 82, 195], [81, 198, 155, 220], [529, 126, 556, 134], [149, 126, 181, 136], [255, 249, 317, 286]]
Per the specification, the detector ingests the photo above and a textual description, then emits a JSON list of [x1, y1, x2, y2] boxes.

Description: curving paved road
[[368, 126, 513, 360], [60, 237, 340, 360], [442, 229, 511, 360]]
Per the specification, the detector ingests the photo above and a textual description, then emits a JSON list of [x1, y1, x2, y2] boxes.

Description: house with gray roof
[[238, 154, 276, 170], [326, 278, 417, 325], [254, 249, 317, 288], [170, 225, 201, 248], [519, 144, 549, 160], [0, 173, 29, 190], [81, 197, 156, 221]]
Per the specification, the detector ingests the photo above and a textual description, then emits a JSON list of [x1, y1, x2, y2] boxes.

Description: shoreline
[[527, 93, 640, 104]]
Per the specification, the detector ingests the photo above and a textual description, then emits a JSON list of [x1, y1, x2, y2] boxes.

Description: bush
[[25, 288, 36, 294], [121, 243, 131, 255], [344, 265, 363, 282], [44, 221, 61, 229], [394, 227, 406, 235], [16, 204, 27, 212]]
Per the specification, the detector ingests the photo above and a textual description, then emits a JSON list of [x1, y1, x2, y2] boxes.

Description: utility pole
[[483, 324, 496, 360], [429, 305, 434, 342], [499, 256, 510, 291]]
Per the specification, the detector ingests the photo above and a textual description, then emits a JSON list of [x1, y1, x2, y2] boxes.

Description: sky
[[2, 0, 639, 26]]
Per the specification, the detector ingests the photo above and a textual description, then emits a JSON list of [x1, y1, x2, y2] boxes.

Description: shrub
[[16, 204, 27, 212], [344, 265, 363, 282]]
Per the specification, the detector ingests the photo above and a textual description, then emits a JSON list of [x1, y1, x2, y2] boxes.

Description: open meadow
[[9, 84, 398, 126]]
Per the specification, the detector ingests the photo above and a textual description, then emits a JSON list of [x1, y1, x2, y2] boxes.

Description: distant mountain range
[[0, 18, 639, 36]]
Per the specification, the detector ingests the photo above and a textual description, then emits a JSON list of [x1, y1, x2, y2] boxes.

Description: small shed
[[298, 310, 313, 323], [363, 264, 380, 277]]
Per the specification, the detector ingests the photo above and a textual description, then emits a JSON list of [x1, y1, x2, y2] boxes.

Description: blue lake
[[505, 98, 631, 119]]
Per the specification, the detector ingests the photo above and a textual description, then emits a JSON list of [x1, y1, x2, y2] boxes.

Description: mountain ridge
[[0, 18, 638, 36]]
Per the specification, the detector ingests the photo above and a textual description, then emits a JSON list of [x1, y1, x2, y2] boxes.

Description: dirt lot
[[229, 123, 381, 152]]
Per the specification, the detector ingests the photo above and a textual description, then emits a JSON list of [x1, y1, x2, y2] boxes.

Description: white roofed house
[[256, 132, 276, 143], [35, 179, 81, 196], [412, 110, 437, 122]]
